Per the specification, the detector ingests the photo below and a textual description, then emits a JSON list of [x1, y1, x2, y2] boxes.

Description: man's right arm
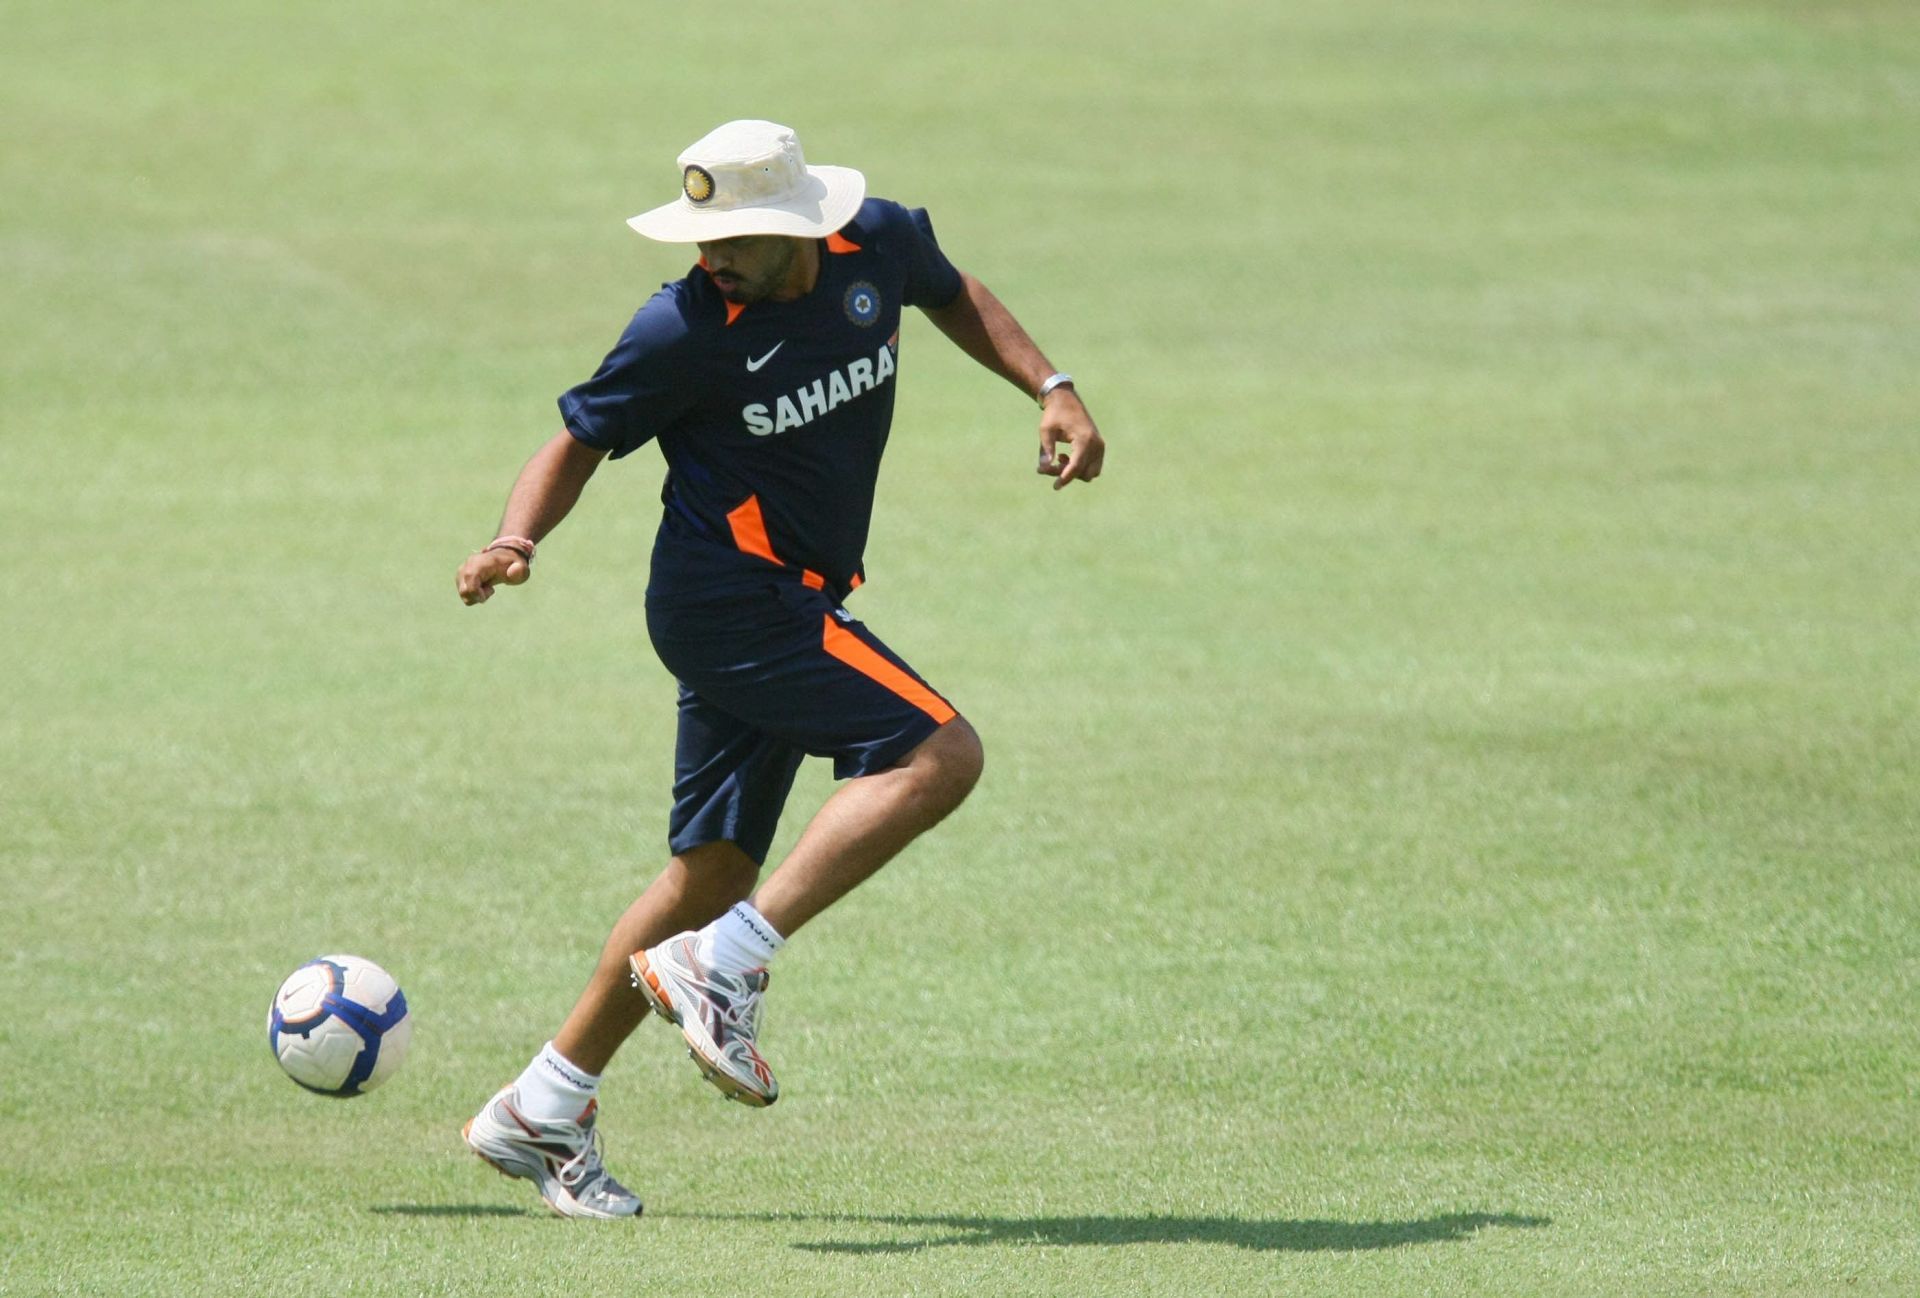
[[456, 430, 609, 606]]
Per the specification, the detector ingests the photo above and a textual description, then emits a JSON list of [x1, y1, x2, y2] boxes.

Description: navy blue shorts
[[646, 580, 958, 865]]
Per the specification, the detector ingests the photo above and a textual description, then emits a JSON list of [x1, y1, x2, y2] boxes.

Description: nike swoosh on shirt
[[746, 343, 785, 372]]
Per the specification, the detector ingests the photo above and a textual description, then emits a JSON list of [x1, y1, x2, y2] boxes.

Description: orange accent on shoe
[[820, 615, 957, 724], [644, 967, 674, 1013]]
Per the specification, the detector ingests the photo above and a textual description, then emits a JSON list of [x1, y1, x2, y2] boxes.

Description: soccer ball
[[268, 955, 412, 1096]]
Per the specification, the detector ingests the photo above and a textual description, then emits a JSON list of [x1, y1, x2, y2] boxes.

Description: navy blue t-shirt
[[559, 198, 964, 605]]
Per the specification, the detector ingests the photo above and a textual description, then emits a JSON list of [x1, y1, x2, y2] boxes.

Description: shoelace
[[556, 1124, 604, 1189], [706, 968, 769, 1041]]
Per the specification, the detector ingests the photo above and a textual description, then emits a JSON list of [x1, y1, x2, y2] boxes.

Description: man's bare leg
[[751, 716, 985, 936], [553, 840, 759, 1075], [628, 718, 983, 1106], [463, 841, 758, 1214], [553, 718, 979, 1074]]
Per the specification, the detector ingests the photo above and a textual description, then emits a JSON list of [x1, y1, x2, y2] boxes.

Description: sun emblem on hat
[[683, 165, 715, 204]]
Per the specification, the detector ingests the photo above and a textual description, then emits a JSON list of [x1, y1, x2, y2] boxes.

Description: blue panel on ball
[[270, 960, 406, 1097], [318, 987, 401, 1096], [372, 989, 409, 1031]]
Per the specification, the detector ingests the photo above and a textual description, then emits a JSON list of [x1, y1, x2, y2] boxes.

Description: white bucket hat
[[626, 120, 866, 243]]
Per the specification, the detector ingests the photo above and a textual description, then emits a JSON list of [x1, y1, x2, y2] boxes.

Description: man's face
[[698, 234, 803, 303]]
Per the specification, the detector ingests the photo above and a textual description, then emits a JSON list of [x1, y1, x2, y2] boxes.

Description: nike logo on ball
[[746, 343, 785, 372]]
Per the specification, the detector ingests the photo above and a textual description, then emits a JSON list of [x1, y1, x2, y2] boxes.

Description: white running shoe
[[630, 933, 779, 1107], [462, 1086, 643, 1219]]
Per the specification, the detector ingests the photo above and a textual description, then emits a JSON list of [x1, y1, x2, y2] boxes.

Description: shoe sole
[[629, 951, 777, 1108]]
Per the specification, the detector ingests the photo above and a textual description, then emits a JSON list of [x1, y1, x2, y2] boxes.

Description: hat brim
[[626, 164, 867, 242]]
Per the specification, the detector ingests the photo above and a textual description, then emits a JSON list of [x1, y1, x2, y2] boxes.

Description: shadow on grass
[[371, 1204, 537, 1218], [663, 1210, 1550, 1255]]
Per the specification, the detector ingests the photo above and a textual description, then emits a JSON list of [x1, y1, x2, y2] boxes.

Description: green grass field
[[5, 1, 1918, 1293]]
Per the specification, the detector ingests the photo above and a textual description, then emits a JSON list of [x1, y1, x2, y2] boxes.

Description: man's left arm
[[922, 272, 1106, 491]]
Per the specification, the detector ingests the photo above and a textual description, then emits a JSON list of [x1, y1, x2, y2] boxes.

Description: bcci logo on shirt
[[843, 281, 881, 327]]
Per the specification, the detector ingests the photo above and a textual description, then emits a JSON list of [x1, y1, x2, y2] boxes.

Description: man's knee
[[670, 841, 760, 905], [919, 715, 984, 808]]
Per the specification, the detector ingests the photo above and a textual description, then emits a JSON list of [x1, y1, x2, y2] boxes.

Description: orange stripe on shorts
[[820, 615, 956, 724]]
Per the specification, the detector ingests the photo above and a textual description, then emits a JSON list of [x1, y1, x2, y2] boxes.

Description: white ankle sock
[[513, 1041, 600, 1123], [695, 902, 785, 976]]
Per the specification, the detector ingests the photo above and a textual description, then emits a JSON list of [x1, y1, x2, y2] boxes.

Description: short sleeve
[[558, 288, 698, 459], [894, 205, 965, 310]]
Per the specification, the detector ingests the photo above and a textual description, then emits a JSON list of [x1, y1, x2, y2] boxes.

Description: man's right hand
[[457, 548, 531, 605]]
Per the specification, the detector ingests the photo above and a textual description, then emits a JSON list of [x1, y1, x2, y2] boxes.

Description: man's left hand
[[1037, 388, 1105, 491]]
